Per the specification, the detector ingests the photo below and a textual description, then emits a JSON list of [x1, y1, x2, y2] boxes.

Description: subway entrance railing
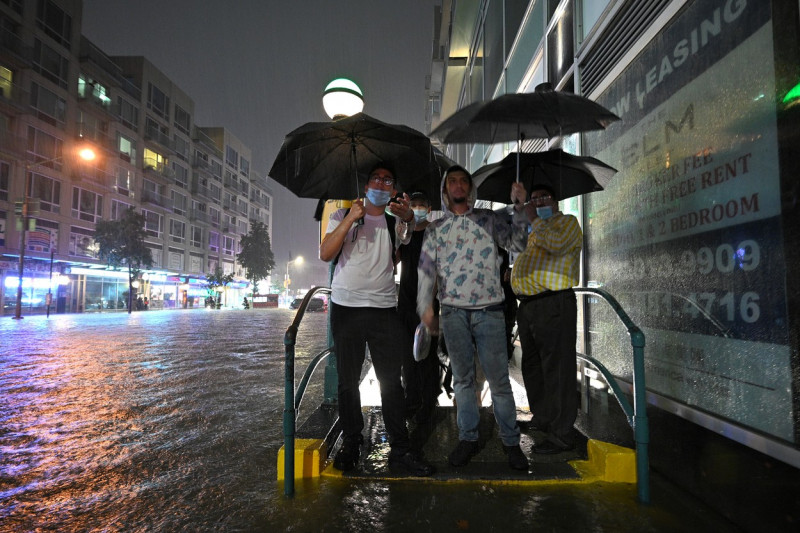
[[282, 286, 649, 503], [574, 288, 649, 503]]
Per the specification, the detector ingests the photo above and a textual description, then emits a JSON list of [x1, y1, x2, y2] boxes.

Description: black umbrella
[[269, 112, 444, 204], [472, 149, 616, 203], [430, 83, 620, 145]]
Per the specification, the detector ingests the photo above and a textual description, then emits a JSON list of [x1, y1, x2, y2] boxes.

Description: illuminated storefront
[[1, 259, 249, 315], [1, 260, 71, 314]]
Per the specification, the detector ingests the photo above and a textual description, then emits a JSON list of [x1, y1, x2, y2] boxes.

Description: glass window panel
[[33, 39, 68, 89], [547, 2, 574, 84], [469, 27, 484, 104], [580, 0, 610, 41], [504, 0, 529, 58], [507, 0, 545, 92], [0, 160, 9, 202], [174, 104, 190, 134], [484, 0, 504, 97], [226, 146, 238, 170]]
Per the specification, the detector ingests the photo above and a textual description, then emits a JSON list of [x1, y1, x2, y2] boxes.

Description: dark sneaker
[[333, 435, 363, 472], [448, 440, 480, 467], [533, 436, 574, 455], [389, 450, 435, 476], [503, 444, 529, 470]]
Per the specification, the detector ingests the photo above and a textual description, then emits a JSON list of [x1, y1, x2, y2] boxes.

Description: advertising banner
[[584, 1, 792, 440]]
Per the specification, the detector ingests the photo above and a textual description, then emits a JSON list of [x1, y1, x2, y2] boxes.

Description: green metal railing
[[283, 287, 332, 498], [574, 288, 649, 504], [282, 286, 649, 503]]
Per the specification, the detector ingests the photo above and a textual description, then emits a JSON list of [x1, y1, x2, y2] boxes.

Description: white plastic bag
[[413, 323, 431, 362]]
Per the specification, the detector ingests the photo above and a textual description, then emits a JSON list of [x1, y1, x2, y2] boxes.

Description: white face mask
[[412, 208, 428, 223]]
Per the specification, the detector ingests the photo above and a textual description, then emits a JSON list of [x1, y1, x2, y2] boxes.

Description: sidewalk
[[285, 363, 743, 531]]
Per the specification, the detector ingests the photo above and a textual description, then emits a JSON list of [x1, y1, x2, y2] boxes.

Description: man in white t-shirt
[[320, 162, 435, 477]]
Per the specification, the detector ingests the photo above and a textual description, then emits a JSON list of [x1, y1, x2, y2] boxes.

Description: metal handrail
[[283, 286, 332, 498], [574, 287, 649, 504], [282, 286, 649, 501]]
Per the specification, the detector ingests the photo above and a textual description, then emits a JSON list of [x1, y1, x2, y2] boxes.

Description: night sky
[[81, 0, 440, 287]]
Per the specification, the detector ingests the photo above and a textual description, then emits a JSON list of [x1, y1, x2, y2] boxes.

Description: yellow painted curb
[[571, 439, 636, 483], [277, 439, 328, 480]]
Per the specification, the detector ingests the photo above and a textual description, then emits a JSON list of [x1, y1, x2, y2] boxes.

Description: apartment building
[[0, 0, 272, 314]]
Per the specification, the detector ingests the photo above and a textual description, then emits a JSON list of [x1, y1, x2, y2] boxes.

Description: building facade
[[0, 0, 273, 314], [428, 0, 799, 525]]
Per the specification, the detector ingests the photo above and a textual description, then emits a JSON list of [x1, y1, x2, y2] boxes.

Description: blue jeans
[[440, 305, 520, 446]]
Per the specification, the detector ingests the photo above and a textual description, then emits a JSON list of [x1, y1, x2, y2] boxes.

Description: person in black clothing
[[396, 192, 443, 425], [499, 247, 517, 360]]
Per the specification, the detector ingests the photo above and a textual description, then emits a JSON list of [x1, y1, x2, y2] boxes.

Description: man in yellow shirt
[[511, 184, 583, 454]]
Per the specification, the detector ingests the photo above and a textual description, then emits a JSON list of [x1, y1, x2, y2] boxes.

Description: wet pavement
[[331, 407, 585, 482], [0, 308, 745, 531]]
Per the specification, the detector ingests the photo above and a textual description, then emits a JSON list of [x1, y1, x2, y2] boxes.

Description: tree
[[236, 220, 275, 304], [93, 207, 154, 314], [205, 265, 234, 309]]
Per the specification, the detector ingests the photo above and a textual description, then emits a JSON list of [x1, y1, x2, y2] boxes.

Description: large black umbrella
[[430, 82, 619, 145], [269, 112, 444, 204], [472, 149, 617, 203]]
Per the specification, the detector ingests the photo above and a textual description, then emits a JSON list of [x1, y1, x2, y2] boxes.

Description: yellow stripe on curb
[[308, 439, 637, 486]]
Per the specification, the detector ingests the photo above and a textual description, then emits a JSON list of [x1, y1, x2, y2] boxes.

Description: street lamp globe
[[322, 78, 364, 120]]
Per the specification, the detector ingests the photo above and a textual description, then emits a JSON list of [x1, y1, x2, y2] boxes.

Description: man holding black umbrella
[[320, 161, 434, 477], [511, 184, 583, 454]]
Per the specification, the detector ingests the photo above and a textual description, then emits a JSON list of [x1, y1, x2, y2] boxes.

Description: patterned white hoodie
[[416, 171, 529, 318]]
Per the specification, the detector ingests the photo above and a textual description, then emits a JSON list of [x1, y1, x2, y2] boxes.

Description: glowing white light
[[322, 78, 364, 119]]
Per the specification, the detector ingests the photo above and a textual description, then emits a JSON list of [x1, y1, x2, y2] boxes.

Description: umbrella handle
[[351, 141, 364, 225], [515, 129, 524, 183]]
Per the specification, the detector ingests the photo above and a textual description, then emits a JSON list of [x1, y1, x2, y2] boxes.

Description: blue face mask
[[366, 188, 392, 206], [412, 208, 428, 223], [536, 206, 554, 220]]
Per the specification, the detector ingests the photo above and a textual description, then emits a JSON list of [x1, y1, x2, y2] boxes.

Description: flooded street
[[1, 309, 739, 532], [0, 309, 328, 531]]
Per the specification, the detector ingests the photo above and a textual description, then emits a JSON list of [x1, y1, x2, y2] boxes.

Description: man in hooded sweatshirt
[[321, 161, 434, 477], [417, 165, 531, 470]]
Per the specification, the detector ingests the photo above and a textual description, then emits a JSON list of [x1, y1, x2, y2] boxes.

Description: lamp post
[[284, 256, 303, 303], [321, 78, 365, 403], [13, 147, 96, 319]]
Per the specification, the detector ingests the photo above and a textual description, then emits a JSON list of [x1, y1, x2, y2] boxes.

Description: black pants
[[516, 289, 578, 443], [331, 302, 411, 455], [398, 308, 442, 420]]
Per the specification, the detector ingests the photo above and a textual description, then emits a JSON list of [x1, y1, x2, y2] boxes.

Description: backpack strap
[[332, 208, 351, 267]]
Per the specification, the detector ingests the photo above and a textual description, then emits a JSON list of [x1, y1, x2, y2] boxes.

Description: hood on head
[[440, 165, 477, 214]]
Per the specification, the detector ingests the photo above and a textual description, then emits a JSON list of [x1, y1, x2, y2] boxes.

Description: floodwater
[[0, 309, 740, 531]]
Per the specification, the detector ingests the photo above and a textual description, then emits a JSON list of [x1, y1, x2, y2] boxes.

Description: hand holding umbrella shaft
[[319, 199, 366, 262], [511, 183, 527, 209], [347, 199, 366, 223]]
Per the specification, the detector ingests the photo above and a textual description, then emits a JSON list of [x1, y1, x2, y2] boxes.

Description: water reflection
[[1, 309, 328, 531], [1, 310, 738, 531]]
